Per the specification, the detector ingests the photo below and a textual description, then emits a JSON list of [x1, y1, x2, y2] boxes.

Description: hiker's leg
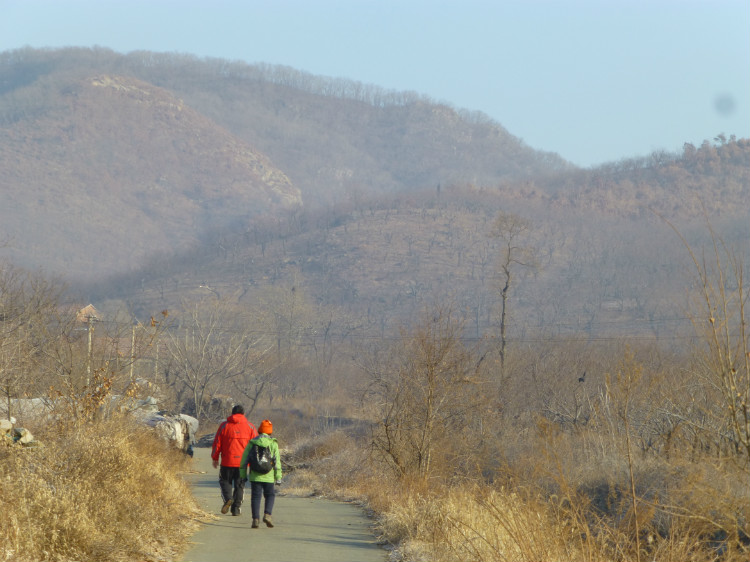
[[230, 468, 245, 507], [218, 466, 233, 502], [250, 481, 263, 520], [262, 481, 276, 515]]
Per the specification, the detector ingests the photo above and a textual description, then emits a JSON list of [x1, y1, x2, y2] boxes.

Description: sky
[[1, 0, 747, 168]]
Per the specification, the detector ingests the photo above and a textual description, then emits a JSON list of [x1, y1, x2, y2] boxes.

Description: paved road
[[179, 446, 388, 562]]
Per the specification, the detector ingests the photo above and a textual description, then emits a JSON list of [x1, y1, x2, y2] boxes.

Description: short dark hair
[[231, 404, 244, 415]]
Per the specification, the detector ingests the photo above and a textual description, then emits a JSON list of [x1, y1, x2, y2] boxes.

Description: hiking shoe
[[251, 518, 260, 528], [263, 513, 274, 528], [221, 499, 233, 514], [231, 507, 241, 516]]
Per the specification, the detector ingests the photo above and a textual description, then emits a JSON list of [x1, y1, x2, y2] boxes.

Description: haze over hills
[[0, 47, 573, 278], [2, 71, 299, 275], [1, 47, 750, 340]]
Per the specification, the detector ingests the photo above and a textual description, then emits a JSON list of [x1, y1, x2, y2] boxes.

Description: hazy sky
[[1, 0, 747, 167]]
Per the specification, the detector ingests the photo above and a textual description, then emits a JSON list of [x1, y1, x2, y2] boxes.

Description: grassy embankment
[[1, 417, 205, 562]]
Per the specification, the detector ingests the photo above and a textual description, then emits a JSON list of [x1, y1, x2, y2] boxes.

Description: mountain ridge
[[1, 48, 749, 343], [0, 47, 569, 279]]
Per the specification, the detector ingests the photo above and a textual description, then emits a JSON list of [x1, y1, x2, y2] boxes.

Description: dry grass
[[283, 416, 749, 562], [0, 416, 203, 562], [285, 450, 749, 562], [281, 430, 369, 499], [210, 340, 750, 562], [376, 485, 588, 562]]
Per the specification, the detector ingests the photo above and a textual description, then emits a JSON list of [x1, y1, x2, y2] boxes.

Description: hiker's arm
[[239, 443, 251, 480], [273, 442, 283, 482], [211, 424, 224, 466]]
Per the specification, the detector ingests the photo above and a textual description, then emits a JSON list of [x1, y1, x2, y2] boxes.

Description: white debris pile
[[1, 418, 38, 447], [127, 398, 199, 455], [0, 395, 198, 454]]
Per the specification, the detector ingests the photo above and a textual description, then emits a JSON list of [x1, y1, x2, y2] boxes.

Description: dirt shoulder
[[179, 446, 388, 562]]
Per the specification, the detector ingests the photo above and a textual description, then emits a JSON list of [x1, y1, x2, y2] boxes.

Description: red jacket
[[211, 413, 258, 467]]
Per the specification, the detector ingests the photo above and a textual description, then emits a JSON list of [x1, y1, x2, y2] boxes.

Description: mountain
[[0, 47, 567, 279], [2, 47, 750, 342], [1, 66, 299, 276]]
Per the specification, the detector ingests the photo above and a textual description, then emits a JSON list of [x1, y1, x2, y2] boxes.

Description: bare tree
[[162, 298, 272, 419], [0, 265, 65, 419], [0, 265, 161, 423], [489, 211, 539, 372], [229, 323, 276, 416], [362, 305, 491, 479], [690, 236, 749, 472], [661, 216, 750, 490], [255, 277, 319, 400]]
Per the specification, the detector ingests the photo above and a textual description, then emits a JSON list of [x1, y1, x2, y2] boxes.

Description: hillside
[[539, 135, 750, 218], [86, 181, 733, 345], [82, 132, 750, 341], [1, 47, 749, 343], [0, 66, 299, 276], [0, 47, 566, 278]]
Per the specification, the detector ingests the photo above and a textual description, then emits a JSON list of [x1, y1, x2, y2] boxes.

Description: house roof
[[76, 304, 100, 323]]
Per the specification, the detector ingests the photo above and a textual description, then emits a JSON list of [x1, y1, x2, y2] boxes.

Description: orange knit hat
[[258, 419, 273, 434]]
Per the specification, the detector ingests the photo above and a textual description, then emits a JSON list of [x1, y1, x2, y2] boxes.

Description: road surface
[[179, 446, 388, 562]]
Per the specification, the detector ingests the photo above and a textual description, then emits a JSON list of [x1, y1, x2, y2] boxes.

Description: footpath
[[179, 446, 388, 562]]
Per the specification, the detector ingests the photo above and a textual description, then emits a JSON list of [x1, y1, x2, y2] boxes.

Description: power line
[[86, 315, 708, 344]]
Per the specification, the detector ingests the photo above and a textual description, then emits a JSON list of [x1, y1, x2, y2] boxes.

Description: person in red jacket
[[211, 404, 257, 516]]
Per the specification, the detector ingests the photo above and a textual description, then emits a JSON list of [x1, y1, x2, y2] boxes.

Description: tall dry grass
[[0, 416, 203, 562], [282, 378, 749, 562], [287, 437, 748, 562], [245, 328, 749, 561]]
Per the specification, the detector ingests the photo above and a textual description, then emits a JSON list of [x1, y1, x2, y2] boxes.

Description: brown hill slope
[[0, 72, 299, 276], [2, 45, 748, 307], [134, 56, 571, 203], [86, 134, 750, 342], [0, 47, 570, 280], [2, 47, 571, 196], [88, 184, 705, 342]]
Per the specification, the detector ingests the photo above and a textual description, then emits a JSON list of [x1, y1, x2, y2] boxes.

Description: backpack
[[248, 442, 275, 474]]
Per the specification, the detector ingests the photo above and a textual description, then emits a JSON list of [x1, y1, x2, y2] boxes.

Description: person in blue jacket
[[240, 419, 282, 528]]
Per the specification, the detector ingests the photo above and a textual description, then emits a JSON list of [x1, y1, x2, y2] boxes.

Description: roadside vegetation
[[0, 266, 205, 562], [285, 334, 749, 562], [1, 416, 202, 561]]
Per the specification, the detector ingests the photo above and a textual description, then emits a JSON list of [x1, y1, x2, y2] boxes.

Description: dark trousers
[[250, 481, 276, 519], [219, 466, 245, 509]]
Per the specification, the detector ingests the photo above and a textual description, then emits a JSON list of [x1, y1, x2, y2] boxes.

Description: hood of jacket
[[226, 413, 248, 425], [251, 433, 276, 447]]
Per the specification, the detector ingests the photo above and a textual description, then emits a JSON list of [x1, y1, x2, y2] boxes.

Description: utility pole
[[130, 324, 136, 382], [86, 315, 94, 386]]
